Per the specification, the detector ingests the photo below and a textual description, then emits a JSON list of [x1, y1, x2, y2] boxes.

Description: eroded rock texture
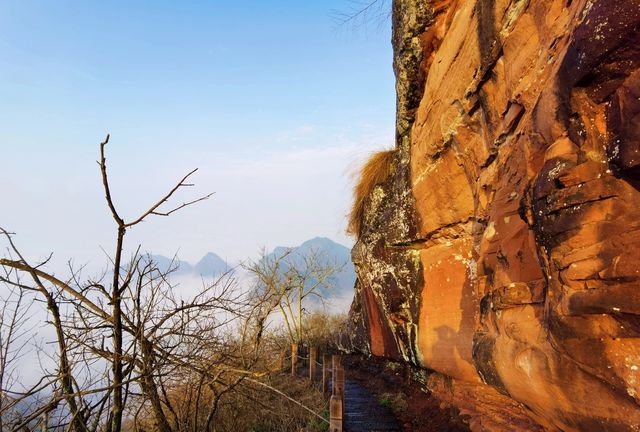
[[348, 0, 640, 430]]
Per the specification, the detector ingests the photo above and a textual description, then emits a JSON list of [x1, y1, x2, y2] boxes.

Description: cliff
[[347, 0, 640, 430]]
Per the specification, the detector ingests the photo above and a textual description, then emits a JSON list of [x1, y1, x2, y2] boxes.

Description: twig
[[98, 134, 124, 226], [125, 169, 213, 227]]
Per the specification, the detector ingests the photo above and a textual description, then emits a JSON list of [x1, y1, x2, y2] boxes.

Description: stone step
[[342, 379, 400, 432]]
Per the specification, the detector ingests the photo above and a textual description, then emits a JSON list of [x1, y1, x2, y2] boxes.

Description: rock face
[[348, 0, 640, 430]]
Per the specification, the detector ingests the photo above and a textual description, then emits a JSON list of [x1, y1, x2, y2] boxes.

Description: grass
[[347, 149, 396, 238], [378, 392, 408, 413]]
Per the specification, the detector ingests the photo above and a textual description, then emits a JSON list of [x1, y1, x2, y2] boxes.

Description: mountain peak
[[300, 236, 349, 248], [195, 252, 228, 276], [261, 237, 356, 301]]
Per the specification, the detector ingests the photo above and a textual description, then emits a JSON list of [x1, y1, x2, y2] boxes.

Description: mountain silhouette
[[147, 254, 193, 276], [262, 237, 356, 299], [194, 252, 229, 276]]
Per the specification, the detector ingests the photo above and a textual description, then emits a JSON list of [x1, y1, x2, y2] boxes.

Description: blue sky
[[0, 1, 395, 267]]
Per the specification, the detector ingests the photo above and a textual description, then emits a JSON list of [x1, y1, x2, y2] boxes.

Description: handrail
[[275, 346, 345, 431]]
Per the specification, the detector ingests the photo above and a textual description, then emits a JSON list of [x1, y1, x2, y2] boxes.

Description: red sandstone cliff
[[347, 0, 640, 430]]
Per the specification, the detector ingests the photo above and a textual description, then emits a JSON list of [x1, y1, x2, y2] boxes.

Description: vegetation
[[243, 248, 344, 346], [301, 311, 347, 350], [332, 0, 391, 30], [0, 137, 344, 432], [129, 373, 329, 432], [378, 392, 408, 414], [347, 149, 396, 237]]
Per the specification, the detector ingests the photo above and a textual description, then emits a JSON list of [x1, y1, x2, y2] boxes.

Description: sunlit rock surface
[[348, 0, 640, 430]]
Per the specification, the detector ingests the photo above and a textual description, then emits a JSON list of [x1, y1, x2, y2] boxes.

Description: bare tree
[[0, 274, 35, 431], [0, 135, 333, 432], [243, 248, 344, 346], [0, 136, 269, 432], [0, 230, 90, 432]]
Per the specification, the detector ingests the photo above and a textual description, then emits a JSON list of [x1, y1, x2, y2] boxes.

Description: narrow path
[[343, 379, 400, 432], [295, 356, 401, 431]]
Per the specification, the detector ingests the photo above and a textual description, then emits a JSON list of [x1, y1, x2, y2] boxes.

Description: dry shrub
[[213, 374, 328, 432], [347, 149, 396, 237], [130, 373, 328, 432], [302, 311, 347, 349]]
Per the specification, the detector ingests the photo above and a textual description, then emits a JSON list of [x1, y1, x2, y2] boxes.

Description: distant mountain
[[262, 237, 356, 299], [148, 254, 193, 276], [146, 253, 229, 278], [142, 239, 355, 294], [195, 252, 229, 276]]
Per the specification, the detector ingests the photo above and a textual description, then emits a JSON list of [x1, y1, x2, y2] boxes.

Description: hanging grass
[[347, 149, 396, 238]]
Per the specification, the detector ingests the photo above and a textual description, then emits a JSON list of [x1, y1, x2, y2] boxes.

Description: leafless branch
[[332, 0, 391, 30]]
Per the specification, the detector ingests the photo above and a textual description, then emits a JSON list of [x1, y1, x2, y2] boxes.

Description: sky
[[0, 0, 395, 271]]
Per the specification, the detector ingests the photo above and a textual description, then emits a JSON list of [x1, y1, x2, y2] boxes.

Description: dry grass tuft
[[347, 149, 396, 238]]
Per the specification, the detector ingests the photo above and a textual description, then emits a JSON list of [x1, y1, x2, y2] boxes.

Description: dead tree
[[0, 277, 35, 431], [0, 135, 331, 432], [0, 136, 267, 432], [243, 247, 344, 346]]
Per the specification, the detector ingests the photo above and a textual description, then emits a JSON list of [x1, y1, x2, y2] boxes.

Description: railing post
[[309, 346, 317, 381], [332, 354, 341, 373], [335, 366, 345, 413], [322, 354, 330, 396], [328, 354, 345, 431], [334, 366, 345, 396], [331, 354, 341, 394], [329, 394, 343, 432], [291, 343, 298, 376]]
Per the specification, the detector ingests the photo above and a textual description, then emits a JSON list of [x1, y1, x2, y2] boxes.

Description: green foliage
[[305, 407, 330, 432], [378, 392, 408, 413], [378, 396, 392, 408]]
